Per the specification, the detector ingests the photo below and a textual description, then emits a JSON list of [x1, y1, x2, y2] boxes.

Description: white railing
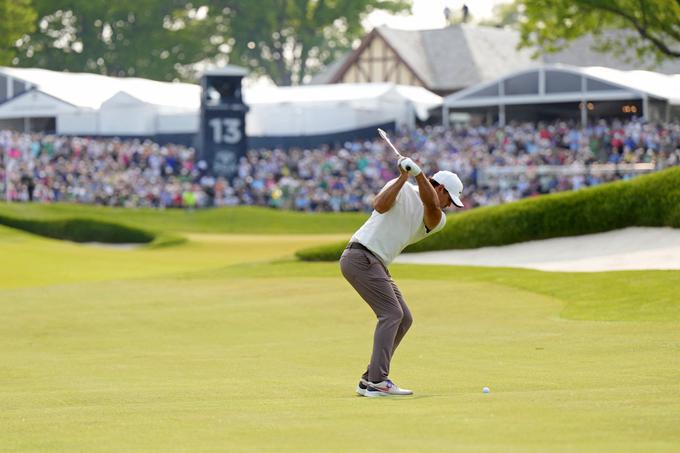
[[478, 163, 656, 186]]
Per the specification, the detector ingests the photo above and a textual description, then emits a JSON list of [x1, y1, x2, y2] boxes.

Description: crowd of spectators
[[1, 118, 679, 211]]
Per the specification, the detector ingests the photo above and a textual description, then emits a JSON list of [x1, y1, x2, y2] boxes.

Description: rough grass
[[1, 226, 679, 451]]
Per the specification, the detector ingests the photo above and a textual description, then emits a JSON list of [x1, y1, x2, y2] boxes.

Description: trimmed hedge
[[295, 166, 680, 261], [293, 240, 349, 262], [0, 214, 156, 244]]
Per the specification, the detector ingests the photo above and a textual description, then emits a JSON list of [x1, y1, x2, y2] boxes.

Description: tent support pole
[[580, 101, 587, 126]]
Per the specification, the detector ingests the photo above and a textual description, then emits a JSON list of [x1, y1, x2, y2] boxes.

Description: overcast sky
[[366, 0, 511, 30]]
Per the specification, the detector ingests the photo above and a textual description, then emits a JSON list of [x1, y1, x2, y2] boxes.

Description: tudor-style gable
[[330, 29, 426, 88]]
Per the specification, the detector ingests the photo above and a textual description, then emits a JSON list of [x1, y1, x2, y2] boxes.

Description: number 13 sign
[[208, 117, 243, 145], [201, 108, 247, 179]]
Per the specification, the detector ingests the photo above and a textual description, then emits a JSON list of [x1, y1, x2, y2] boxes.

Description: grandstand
[[2, 119, 678, 209]]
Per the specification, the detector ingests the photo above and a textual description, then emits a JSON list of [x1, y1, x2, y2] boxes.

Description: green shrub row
[[296, 166, 680, 261], [0, 214, 156, 244]]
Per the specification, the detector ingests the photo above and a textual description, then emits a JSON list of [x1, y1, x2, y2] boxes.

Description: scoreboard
[[199, 67, 248, 179]]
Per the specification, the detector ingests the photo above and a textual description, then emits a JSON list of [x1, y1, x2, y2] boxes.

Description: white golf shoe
[[363, 379, 413, 397], [356, 378, 370, 396]]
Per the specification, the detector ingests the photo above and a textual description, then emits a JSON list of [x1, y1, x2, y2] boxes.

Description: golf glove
[[399, 157, 421, 176]]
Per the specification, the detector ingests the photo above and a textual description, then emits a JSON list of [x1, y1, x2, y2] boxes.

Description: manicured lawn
[[1, 223, 679, 451]]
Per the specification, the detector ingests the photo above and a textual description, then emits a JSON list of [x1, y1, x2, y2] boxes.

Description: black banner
[[200, 105, 247, 178]]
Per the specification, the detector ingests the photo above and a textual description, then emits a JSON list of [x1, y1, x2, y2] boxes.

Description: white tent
[[0, 90, 80, 117], [0, 67, 442, 139], [0, 67, 200, 136], [244, 83, 442, 136], [443, 64, 680, 125]]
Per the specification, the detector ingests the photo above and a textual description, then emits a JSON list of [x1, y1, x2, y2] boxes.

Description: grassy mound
[[0, 213, 156, 245], [296, 166, 680, 261], [0, 204, 366, 235], [0, 204, 365, 246]]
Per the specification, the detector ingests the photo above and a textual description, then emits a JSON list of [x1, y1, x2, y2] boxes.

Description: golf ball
[[483, 387, 490, 393]]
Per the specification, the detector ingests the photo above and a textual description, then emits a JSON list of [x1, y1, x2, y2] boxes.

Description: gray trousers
[[340, 245, 413, 382]]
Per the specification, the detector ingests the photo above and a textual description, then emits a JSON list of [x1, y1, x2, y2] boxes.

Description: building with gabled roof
[[312, 24, 680, 97], [313, 24, 537, 96]]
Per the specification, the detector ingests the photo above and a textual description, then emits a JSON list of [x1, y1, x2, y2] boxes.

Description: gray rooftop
[[378, 27, 434, 86], [379, 25, 542, 91], [309, 54, 349, 85], [309, 25, 680, 92]]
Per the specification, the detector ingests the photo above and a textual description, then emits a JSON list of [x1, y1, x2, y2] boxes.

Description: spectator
[[1, 118, 678, 211]]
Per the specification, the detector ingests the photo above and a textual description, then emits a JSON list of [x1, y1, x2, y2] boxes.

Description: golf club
[[377, 128, 411, 171]]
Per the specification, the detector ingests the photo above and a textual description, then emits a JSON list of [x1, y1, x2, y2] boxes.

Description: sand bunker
[[395, 227, 680, 272]]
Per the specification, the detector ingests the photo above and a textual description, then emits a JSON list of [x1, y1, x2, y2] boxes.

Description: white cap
[[432, 171, 464, 208]]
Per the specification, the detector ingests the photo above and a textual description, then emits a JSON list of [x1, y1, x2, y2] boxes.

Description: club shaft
[[378, 129, 410, 171], [386, 141, 402, 159]]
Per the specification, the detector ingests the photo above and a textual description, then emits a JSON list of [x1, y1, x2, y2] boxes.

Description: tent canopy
[[245, 83, 441, 136], [444, 65, 680, 109], [244, 83, 441, 120], [0, 67, 442, 137], [0, 67, 199, 110]]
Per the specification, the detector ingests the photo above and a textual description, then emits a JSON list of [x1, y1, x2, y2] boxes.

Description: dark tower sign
[[199, 66, 248, 178]]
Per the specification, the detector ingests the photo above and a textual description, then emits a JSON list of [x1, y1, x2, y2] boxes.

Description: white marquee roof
[[0, 66, 200, 110], [579, 66, 680, 103], [0, 67, 443, 135], [444, 65, 680, 108], [0, 67, 442, 121], [244, 83, 441, 120], [1, 67, 441, 110]]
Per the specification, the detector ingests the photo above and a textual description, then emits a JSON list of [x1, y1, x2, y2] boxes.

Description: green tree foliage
[[12, 0, 410, 84], [0, 0, 36, 65], [478, 1, 521, 28], [518, 0, 680, 63], [218, 0, 411, 85], [15, 0, 218, 81]]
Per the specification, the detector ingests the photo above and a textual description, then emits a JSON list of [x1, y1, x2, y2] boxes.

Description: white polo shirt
[[350, 179, 446, 266]]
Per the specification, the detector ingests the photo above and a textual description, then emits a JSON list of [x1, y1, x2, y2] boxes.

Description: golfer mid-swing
[[340, 156, 464, 397]]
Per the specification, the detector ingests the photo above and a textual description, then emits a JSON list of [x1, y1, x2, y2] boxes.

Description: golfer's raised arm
[[414, 172, 442, 230], [373, 171, 409, 213]]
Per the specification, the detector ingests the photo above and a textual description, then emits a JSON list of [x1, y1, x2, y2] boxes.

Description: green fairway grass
[[1, 217, 680, 451], [0, 202, 367, 235]]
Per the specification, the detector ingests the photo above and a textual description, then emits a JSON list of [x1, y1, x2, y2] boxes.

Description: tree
[[518, 0, 680, 63], [220, 0, 411, 85], [478, 1, 521, 28], [15, 0, 218, 81], [13, 0, 410, 84], [0, 0, 36, 65]]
